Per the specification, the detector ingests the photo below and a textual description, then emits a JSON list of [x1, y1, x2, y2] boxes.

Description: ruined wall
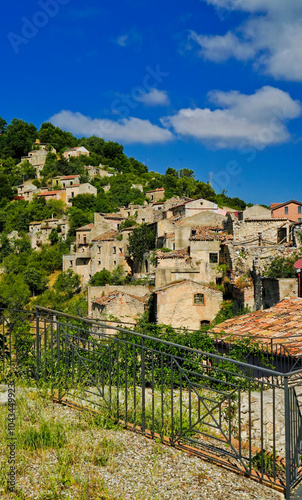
[[262, 278, 298, 309], [156, 281, 223, 329], [232, 219, 289, 243], [92, 294, 145, 323], [88, 285, 151, 315]]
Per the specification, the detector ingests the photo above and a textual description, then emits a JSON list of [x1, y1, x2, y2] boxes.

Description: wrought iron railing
[[1, 305, 302, 498]]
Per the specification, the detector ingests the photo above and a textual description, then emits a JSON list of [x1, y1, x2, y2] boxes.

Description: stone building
[[52, 175, 81, 189], [154, 279, 223, 329], [65, 183, 97, 206], [17, 182, 38, 202], [90, 228, 132, 277], [174, 211, 226, 250], [155, 249, 200, 288], [261, 278, 298, 309], [170, 198, 218, 219], [19, 139, 56, 178], [29, 217, 69, 249], [229, 214, 293, 244], [88, 284, 151, 316], [63, 146, 89, 159], [145, 187, 165, 202], [37, 190, 65, 203], [64, 226, 133, 283], [238, 204, 271, 220], [84, 166, 114, 178], [91, 290, 146, 324]]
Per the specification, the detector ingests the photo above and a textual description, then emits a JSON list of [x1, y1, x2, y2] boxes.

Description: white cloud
[[191, 0, 302, 81], [49, 111, 174, 145], [162, 86, 301, 149], [116, 35, 129, 47], [189, 31, 255, 62], [204, 0, 302, 15], [114, 29, 142, 48], [136, 89, 170, 106]]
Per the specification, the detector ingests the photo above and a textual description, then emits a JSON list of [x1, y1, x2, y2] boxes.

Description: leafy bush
[[264, 253, 301, 278]]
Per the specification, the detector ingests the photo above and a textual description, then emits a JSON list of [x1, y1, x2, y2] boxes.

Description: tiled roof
[[77, 223, 94, 231], [92, 230, 119, 241], [157, 248, 189, 260], [212, 298, 302, 358], [60, 175, 79, 180], [155, 279, 218, 293], [271, 200, 302, 210], [146, 188, 165, 193], [294, 259, 302, 269], [189, 226, 226, 241], [93, 291, 146, 306], [37, 191, 61, 196]]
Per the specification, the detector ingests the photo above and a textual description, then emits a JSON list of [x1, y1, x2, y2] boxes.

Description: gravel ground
[[0, 388, 285, 499], [97, 428, 285, 500]]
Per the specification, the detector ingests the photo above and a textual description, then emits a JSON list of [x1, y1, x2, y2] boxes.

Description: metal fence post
[[284, 375, 291, 500], [141, 337, 145, 434], [57, 320, 61, 402], [36, 311, 40, 383]]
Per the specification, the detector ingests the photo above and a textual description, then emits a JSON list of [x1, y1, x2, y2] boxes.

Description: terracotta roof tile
[[92, 229, 119, 241], [189, 226, 226, 241], [77, 223, 94, 231], [93, 291, 146, 306], [37, 191, 61, 196], [157, 248, 189, 260], [212, 298, 302, 357]]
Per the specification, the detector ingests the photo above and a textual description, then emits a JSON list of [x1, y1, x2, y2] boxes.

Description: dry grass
[[0, 386, 123, 500], [0, 385, 283, 500]]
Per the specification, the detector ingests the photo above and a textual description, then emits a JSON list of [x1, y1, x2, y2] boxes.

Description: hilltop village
[[0, 120, 301, 330]]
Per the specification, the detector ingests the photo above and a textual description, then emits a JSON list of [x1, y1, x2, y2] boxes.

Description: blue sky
[[1, 0, 302, 204]]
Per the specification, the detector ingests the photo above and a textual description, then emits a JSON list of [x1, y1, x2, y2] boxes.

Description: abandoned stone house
[[62, 146, 89, 159], [169, 198, 218, 219], [90, 228, 133, 276], [155, 249, 198, 288], [145, 187, 165, 202], [88, 279, 222, 330], [91, 290, 146, 324], [17, 181, 38, 202], [84, 166, 114, 178], [37, 183, 97, 207], [154, 222, 231, 288], [63, 226, 134, 283], [227, 211, 293, 244], [154, 279, 223, 330], [65, 183, 97, 207], [19, 139, 56, 178], [29, 217, 69, 249]]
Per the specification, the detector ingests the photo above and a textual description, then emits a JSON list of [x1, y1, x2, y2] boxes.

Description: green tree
[[128, 224, 156, 265], [0, 274, 31, 309], [54, 269, 81, 298], [67, 207, 93, 237], [264, 255, 299, 278], [89, 268, 112, 286], [23, 268, 48, 296], [0, 174, 15, 203], [71, 193, 97, 212], [2, 118, 37, 159], [0, 116, 7, 135], [39, 122, 78, 152]]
